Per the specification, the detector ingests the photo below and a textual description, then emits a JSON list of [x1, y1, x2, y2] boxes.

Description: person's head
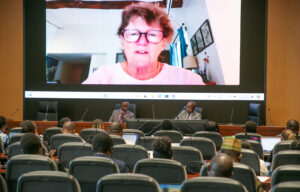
[[221, 137, 242, 163], [244, 120, 257, 133], [62, 121, 76, 134], [92, 132, 113, 156], [152, 136, 172, 159], [20, 133, 42, 154], [0, 116, 7, 132], [161, 120, 173, 130], [92, 119, 103, 129], [109, 122, 123, 136], [120, 102, 129, 112], [204, 121, 219, 132], [186, 101, 196, 114], [290, 140, 300, 150], [286, 119, 299, 135], [20, 120, 37, 134], [281, 129, 296, 141], [117, 3, 173, 69], [57, 117, 71, 128], [241, 140, 253, 150], [208, 153, 233, 178]]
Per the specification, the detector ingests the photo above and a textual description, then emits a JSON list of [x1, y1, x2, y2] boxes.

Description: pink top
[[82, 63, 204, 85]]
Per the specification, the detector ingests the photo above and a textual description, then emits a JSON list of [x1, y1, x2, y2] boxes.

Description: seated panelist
[[175, 101, 201, 120], [109, 101, 135, 123]]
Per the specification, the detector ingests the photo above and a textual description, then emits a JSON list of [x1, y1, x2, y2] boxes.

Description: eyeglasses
[[122, 29, 164, 43]]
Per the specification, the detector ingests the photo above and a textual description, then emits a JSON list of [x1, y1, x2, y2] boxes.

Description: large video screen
[[24, 0, 266, 100]]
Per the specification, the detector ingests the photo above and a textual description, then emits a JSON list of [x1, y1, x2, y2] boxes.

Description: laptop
[[159, 184, 181, 192], [261, 137, 281, 153], [122, 133, 139, 145]]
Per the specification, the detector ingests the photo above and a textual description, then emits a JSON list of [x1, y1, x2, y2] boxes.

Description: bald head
[[109, 122, 123, 136], [186, 101, 196, 114], [208, 153, 233, 178]]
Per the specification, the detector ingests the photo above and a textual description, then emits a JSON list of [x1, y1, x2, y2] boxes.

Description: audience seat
[[272, 151, 300, 172], [69, 156, 120, 192], [153, 130, 183, 143], [192, 131, 223, 151], [134, 158, 187, 184], [271, 165, 300, 187], [235, 132, 262, 143], [180, 137, 216, 160], [17, 170, 80, 192], [136, 136, 158, 151], [272, 140, 294, 157], [246, 139, 264, 159], [8, 133, 25, 145], [79, 128, 106, 143], [0, 174, 7, 192], [112, 144, 148, 171], [8, 127, 22, 137], [57, 142, 93, 168], [110, 135, 126, 146], [271, 181, 300, 192], [50, 134, 83, 150], [7, 142, 22, 159], [43, 127, 62, 145], [240, 148, 260, 176], [96, 173, 161, 192], [172, 146, 203, 174], [181, 177, 247, 192], [6, 154, 58, 192]]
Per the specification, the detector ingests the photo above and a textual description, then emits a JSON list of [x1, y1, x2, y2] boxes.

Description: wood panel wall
[[1, 0, 299, 125]]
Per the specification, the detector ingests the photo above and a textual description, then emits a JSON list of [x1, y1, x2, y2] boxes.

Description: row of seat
[[4, 154, 300, 192]]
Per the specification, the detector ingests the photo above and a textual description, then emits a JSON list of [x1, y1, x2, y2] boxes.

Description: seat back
[[110, 135, 126, 146], [8, 127, 22, 138], [37, 101, 58, 121], [112, 144, 148, 171], [96, 173, 161, 192], [17, 170, 80, 192], [153, 130, 183, 143], [6, 154, 58, 192], [180, 137, 216, 160], [79, 128, 106, 143], [272, 181, 300, 192], [247, 139, 264, 159], [123, 129, 145, 138], [273, 140, 294, 157], [172, 146, 203, 174], [134, 158, 187, 184], [57, 142, 93, 168], [43, 127, 62, 145], [0, 174, 7, 192], [181, 177, 247, 192], [271, 165, 300, 187], [50, 134, 83, 150], [241, 149, 260, 175], [235, 132, 262, 143], [272, 151, 300, 172], [9, 133, 25, 145], [7, 142, 23, 159], [69, 156, 119, 192], [248, 103, 261, 125], [136, 136, 158, 150], [200, 163, 256, 192], [192, 131, 223, 150]]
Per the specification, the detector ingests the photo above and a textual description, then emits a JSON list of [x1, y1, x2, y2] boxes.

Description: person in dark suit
[[109, 101, 135, 123], [175, 101, 201, 120], [92, 132, 128, 173]]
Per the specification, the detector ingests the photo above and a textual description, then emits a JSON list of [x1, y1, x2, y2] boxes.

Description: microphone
[[80, 108, 89, 122], [43, 104, 50, 121], [151, 104, 156, 120], [229, 108, 234, 125], [7, 108, 19, 120], [268, 108, 273, 126]]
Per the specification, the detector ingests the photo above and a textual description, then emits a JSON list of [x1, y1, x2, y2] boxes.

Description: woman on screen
[[82, 3, 204, 85]]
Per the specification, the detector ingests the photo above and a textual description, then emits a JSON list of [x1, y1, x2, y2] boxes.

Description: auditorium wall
[[0, 0, 299, 125]]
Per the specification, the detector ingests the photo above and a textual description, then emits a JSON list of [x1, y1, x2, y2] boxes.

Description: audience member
[[92, 119, 104, 129], [62, 121, 76, 134], [241, 140, 268, 176], [207, 153, 233, 178], [92, 132, 128, 172], [286, 119, 299, 136], [0, 116, 8, 147], [204, 120, 219, 132], [20, 120, 38, 134], [244, 120, 257, 133], [152, 136, 172, 159], [289, 140, 300, 150], [109, 122, 123, 136], [20, 133, 65, 172], [57, 117, 71, 128], [175, 101, 201, 120], [221, 137, 263, 192], [109, 101, 135, 123]]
